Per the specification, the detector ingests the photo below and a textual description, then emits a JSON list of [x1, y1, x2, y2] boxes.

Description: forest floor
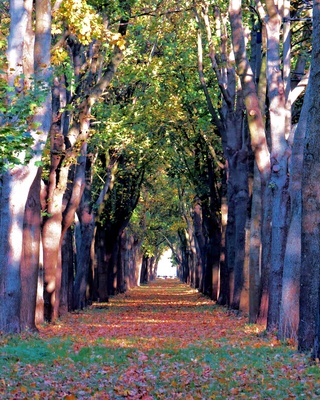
[[1, 279, 320, 399]]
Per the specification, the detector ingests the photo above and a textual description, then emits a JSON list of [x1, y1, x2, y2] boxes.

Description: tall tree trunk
[[0, 0, 51, 333], [43, 13, 128, 320], [73, 153, 118, 310], [133, 239, 143, 287], [258, 184, 272, 325], [230, 149, 249, 310], [278, 118, 305, 339], [60, 227, 75, 315], [20, 168, 42, 331], [205, 160, 222, 300], [197, 2, 248, 307], [192, 200, 207, 293], [94, 225, 110, 302], [265, 4, 290, 332], [229, 0, 271, 324], [73, 196, 95, 310], [278, 62, 309, 339], [249, 162, 262, 322], [217, 177, 229, 305], [299, 0, 320, 355]]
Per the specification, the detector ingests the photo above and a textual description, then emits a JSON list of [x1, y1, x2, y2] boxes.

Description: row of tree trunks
[[39, 216, 155, 317], [140, 255, 157, 285], [181, 1, 313, 346]]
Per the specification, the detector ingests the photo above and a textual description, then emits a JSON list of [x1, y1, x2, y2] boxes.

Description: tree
[[278, 2, 312, 340], [41, 0, 129, 321], [229, 0, 311, 332], [0, 0, 51, 333], [299, 0, 320, 356], [194, 2, 250, 308]]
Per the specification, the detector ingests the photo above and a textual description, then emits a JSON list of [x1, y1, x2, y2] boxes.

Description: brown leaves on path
[[1, 279, 320, 399], [39, 279, 250, 350]]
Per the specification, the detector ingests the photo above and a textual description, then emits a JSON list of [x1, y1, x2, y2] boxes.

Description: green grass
[[1, 279, 320, 399], [1, 332, 320, 399]]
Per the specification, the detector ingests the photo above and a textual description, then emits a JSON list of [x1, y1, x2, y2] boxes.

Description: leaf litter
[[1, 279, 320, 399]]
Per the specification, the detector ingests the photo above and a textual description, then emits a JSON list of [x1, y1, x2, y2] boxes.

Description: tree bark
[[42, 17, 127, 317], [20, 168, 42, 331], [278, 75, 308, 340], [217, 176, 229, 305], [299, 0, 320, 355], [60, 227, 74, 315], [249, 162, 262, 322], [229, 0, 274, 325], [0, 0, 51, 333], [264, 2, 290, 332]]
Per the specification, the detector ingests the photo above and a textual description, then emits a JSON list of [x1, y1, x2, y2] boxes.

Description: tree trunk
[[265, 6, 290, 332], [257, 184, 272, 325], [0, 0, 51, 333], [20, 168, 42, 331], [192, 200, 206, 293], [94, 225, 110, 302], [199, 159, 222, 300], [249, 162, 262, 323], [42, 170, 65, 321], [229, 0, 271, 323], [60, 227, 75, 315], [217, 177, 229, 305], [278, 63, 309, 339], [140, 256, 149, 284], [0, 172, 25, 333], [73, 195, 95, 310], [230, 149, 249, 310], [299, 0, 320, 355], [133, 240, 143, 287]]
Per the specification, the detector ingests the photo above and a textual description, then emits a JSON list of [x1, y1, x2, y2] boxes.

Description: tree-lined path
[[1, 279, 320, 399]]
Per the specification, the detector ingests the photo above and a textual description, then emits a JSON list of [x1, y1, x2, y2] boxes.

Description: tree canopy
[[1, 0, 318, 359]]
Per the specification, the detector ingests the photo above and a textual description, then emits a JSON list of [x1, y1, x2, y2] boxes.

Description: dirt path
[[1, 279, 319, 399]]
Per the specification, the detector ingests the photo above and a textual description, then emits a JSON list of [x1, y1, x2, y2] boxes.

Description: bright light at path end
[[157, 249, 177, 278]]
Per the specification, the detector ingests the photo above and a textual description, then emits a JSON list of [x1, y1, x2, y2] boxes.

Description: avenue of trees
[[0, 0, 319, 357]]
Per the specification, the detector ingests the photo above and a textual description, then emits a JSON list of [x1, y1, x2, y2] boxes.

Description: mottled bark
[[197, 2, 248, 309], [0, 172, 25, 333], [0, 0, 51, 333], [20, 169, 42, 331], [249, 162, 262, 323], [42, 122, 67, 321], [230, 149, 249, 310], [60, 227, 75, 315], [278, 59, 309, 339], [229, 0, 270, 181], [257, 184, 272, 325], [299, 0, 320, 355], [73, 195, 95, 309], [72, 153, 118, 310], [264, 2, 290, 332], [217, 178, 229, 305], [42, 13, 127, 320], [230, 0, 280, 326]]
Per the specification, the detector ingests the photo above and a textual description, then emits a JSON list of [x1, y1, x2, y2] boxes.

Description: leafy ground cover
[[1, 279, 320, 399]]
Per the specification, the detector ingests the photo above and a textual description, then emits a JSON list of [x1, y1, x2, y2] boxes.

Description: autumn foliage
[[1, 279, 319, 399]]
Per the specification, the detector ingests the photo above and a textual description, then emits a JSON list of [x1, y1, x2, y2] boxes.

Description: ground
[[1, 279, 320, 399]]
